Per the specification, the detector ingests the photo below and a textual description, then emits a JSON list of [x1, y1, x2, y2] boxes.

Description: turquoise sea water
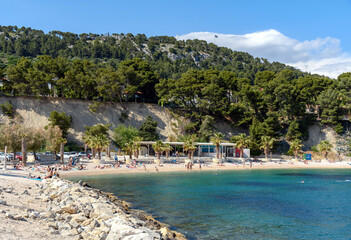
[[68, 169, 351, 239]]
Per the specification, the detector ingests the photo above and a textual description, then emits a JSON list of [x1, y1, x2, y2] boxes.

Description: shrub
[[0, 102, 14, 118], [89, 101, 102, 113]]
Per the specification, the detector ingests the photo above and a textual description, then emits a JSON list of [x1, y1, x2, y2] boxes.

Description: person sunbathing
[[14, 162, 23, 170], [44, 168, 54, 179], [28, 173, 41, 179], [67, 159, 73, 168], [53, 168, 59, 177]]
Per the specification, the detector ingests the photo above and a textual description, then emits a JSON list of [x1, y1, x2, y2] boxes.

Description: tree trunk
[[216, 146, 220, 159], [157, 152, 160, 160], [107, 146, 111, 158], [133, 150, 137, 158], [4, 146, 7, 170], [166, 150, 169, 158], [22, 136, 27, 166], [84, 144, 88, 153], [98, 150, 101, 160], [129, 152, 132, 160], [60, 142, 64, 164], [265, 148, 268, 161], [92, 148, 95, 158], [240, 147, 243, 158]]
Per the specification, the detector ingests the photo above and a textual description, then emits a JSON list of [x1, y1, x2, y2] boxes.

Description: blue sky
[[1, 0, 351, 77]]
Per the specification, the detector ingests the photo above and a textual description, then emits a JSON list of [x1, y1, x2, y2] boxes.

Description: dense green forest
[[0, 25, 350, 154]]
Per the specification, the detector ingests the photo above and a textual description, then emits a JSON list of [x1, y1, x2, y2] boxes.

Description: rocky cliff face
[[0, 96, 242, 144], [0, 96, 178, 143], [1, 96, 337, 152]]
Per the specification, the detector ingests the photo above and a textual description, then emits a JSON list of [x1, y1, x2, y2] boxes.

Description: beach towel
[[24, 177, 42, 181]]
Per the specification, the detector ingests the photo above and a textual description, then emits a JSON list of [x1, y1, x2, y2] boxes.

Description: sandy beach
[[58, 159, 351, 177]]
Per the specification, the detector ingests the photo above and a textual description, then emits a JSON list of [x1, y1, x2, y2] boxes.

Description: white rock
[[106, 217, 144, 240], [90, 219, 100, 228], [47, 222, 58, 230], [13, 215, 24, 220], [99, 232, 108, 240], [123, 233, 156, 240], [41, 196, 50, 202], [5, 187, 13, 193], [57, 222, 72, 231], [96, 211, 116, 220], [71, 213, 88, 223]]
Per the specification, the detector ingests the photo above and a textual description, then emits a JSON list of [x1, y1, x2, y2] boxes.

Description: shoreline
[[59, 160, 351, 178], [2, 159, 351, 239]]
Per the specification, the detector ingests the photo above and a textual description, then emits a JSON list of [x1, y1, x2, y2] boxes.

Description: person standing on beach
[[199, 162, 201, 169], [155, 166, 159, 172]]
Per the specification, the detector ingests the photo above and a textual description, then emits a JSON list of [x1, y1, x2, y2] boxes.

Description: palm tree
[[83, 134, 94, 157], [90, 134, 110, 160], [233, 133, 250, 159], [123, 141, 134, 160], [260, 136, 275, 161], [163, 143, 173, 158], [82, 134, 89, 153], [210, 133, 223, 160], [290, 139, 303, 160], [132, 136, 142, 159], [183, 135, 197, 160], [152, 140, 165, 160], [317, 140, 332, 160]]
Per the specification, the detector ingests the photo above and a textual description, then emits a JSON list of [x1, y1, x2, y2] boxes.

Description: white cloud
[[176, 30, 351, 78]]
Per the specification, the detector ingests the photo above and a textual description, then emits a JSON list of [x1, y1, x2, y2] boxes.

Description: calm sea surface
[[68, 169, 351, 239]]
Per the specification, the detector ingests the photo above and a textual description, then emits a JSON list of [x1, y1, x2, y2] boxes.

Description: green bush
[[310, 145, 318, 152], [89, 101, 102, 113], [335, 123, 344, 134], [119, 111, 128, 122], [64, 142, 82, 152], [0, 102, 14, 118]]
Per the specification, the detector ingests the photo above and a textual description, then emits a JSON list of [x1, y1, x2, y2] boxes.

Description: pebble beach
[[0, 167, 186, 240]]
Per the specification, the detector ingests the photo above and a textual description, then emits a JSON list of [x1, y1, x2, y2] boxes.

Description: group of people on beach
[[27, 166, 60, 179]]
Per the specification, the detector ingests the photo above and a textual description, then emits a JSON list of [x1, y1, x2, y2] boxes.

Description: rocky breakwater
[[0, 176, 186, 240]]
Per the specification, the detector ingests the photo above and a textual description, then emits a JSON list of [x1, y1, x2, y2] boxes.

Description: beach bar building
[[138, 141, 236, 159]]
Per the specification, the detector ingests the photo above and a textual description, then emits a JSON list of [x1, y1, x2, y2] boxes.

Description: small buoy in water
[[301, 181, 304, 183]]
